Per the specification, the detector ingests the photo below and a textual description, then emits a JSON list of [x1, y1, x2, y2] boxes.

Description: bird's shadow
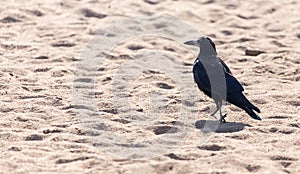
[[195, 119, 251, 133]]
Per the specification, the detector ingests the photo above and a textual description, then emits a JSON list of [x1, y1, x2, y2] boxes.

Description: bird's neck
[[198, 40, 217, 57], [199, 48, 217, 57]]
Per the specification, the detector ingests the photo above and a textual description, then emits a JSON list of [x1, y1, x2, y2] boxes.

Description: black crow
[[184, 36, 261, 122]]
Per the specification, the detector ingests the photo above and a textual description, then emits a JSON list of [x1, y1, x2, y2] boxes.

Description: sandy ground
[[0, 0, 300, 173]]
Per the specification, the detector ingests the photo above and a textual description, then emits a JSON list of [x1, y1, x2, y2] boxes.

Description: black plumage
[[184, 36, 261, 122]]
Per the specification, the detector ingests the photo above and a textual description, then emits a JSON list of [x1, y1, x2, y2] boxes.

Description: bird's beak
[[184, 40, 198, 46]]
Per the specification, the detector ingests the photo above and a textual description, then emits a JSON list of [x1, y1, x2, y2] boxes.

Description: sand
[[0, 0, 299, 173]]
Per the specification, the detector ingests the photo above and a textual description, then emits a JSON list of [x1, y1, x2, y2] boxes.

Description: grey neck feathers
[[199, 41, 217, 58]]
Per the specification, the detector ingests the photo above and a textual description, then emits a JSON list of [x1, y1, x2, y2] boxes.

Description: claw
[[209, 109, 218, 117], [209, 112, 217, 118], [220, 114, 227, 123], [211, 115, 217, 120]]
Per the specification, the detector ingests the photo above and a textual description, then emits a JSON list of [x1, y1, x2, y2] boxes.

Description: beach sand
[[0, 0, 299, 173]]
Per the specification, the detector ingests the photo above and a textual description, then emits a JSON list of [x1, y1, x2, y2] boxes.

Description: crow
[[184, 36, 261, 122]]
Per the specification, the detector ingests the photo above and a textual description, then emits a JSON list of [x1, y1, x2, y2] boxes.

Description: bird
[[184, 36, 261, 122]]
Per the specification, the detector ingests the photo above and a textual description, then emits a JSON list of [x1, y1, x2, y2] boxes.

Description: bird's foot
[[209, 113, 217, 119], [209, 110, 218, 118], [220, 114, 227, 123]]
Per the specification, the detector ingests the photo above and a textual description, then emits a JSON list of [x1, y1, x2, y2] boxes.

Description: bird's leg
[[209, 107, 219, 117], [209, 101, 220, 118], [216, 100, 226, 123], [219, 110, 227, 123], [218, 101, 227, 123]]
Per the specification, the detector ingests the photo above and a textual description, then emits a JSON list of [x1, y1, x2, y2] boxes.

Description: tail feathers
[[228, 93, 262, 120], [247, 100, 260, 113], [242, 95, 262, 120], [245, 107, 262, 120]]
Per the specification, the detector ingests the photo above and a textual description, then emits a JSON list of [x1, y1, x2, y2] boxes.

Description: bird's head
[[184, 36, 216, 54]]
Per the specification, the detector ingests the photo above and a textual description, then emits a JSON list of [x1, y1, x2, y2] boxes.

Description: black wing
[[217, 56, 244, 94], [193, 58, 244, 99], [218, 57, 232, 75]]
